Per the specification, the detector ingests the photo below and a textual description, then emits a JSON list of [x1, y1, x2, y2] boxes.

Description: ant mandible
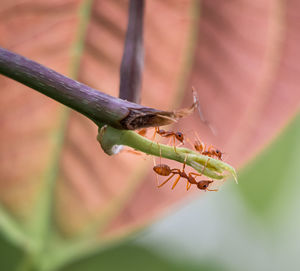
[[153, 161, 218, 192]]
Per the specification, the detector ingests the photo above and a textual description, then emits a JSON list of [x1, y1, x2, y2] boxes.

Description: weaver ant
[[153, 159, 218, 192], [193, 132, 224, 160], [152, 127, 185, 151], [202, 147, 223, 160]]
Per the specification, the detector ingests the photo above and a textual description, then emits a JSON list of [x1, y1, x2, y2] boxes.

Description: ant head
[[215, 149, 223, 159], [197, 180, 213, 191], [175, 132, 184, 142]]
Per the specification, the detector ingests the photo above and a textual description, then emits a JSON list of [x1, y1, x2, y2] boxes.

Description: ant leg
[[186, 181, 192, 191], [166, 135, 178, 153], [153, 156, 156, 166], [194, 133, 206, 153], [166, 136, 177, 153], [152, 157, 159, 186], [165, 135, 171, 145], [158, 173, 175, 188], [171, 175, 181, 190], [186, 137, 195, 149], [200, 142, 207, 153], [173, 136, 177, 153], [194, 131, 206, 151], [190, 172, 202, 177], [201, 158, 210, 174], [207, 145, 214, 152], [157, 143, 162, 165], [153, 127, 159, 140], [202, 142, 207, 153], [182, 154, 188, 171], [150, 127, 159, 147], [176, 142, 183, 149]]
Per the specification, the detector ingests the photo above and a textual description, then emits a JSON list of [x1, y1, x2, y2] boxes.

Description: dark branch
[[0, 47, 176, 130], [119, 0, 144, 103]]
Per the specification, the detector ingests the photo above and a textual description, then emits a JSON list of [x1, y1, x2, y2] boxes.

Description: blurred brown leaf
[[0, 0, 300, 254]]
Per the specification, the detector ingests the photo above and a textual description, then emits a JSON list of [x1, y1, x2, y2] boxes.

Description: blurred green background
[[2, 113, 299, 271]]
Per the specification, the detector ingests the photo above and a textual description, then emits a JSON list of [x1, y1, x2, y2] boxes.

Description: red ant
[[153, 162, 218, 192], [193, 132, 224, 160], [152, 127, 185, 151], [202, 147, 223, 160]]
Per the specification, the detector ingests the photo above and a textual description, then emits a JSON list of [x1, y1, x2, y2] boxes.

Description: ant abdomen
[[153, 164, 171, 176]]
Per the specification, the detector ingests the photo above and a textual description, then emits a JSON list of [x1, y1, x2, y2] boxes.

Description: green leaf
[[60, 243, 228, 271], [236, 112, 300, 221], [0, 231, 23, 271]]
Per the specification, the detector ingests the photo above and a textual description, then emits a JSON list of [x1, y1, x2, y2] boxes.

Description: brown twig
[[0, 47, 194, 130], [119, 0, 145, 103]]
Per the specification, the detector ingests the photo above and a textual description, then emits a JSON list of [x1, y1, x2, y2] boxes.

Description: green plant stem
[[97, 125, 237, 181]]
